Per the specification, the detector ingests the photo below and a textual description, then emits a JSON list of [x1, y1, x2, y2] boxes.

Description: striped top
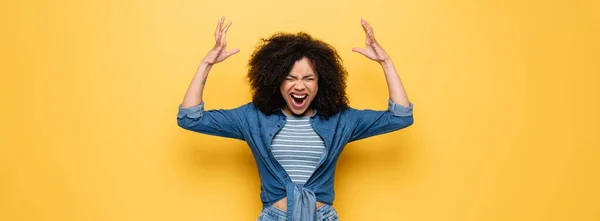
[[271, 115, 325, 185]]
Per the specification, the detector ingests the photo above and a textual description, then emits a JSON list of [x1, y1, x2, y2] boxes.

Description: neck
[[283, 108, 313, 117]]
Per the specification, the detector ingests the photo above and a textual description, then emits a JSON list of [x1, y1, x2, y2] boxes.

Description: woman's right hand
[[202, 16, 239, 65]]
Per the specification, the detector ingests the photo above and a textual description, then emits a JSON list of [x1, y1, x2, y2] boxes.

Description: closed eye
[[303, 75, 315, 80]]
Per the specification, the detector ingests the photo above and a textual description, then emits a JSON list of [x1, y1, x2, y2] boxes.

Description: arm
[[181, 16, 239, 108], [348, 18, 414, 142], [178, 16, 246, 140], [346, 99, 413, 142], [178, 102, 250, 140], [352, 18, 410, 107]]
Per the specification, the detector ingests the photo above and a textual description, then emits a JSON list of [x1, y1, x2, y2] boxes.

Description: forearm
[[181, 62, 212, 108], [380, 59, 410, 107]]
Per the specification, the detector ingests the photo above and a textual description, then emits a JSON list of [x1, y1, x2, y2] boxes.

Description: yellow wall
[[2, 0, 599, 220]]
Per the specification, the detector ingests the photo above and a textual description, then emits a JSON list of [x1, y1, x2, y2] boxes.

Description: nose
[[293, 80, 306, 91]]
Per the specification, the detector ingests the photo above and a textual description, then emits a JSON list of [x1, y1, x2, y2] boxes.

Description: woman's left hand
[[352, 18, 391, 64]]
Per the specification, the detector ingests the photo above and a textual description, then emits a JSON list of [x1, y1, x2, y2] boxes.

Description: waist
[[272, 197, 326, 212]]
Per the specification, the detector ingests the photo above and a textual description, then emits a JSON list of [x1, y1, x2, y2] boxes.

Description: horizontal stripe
[[277, 132, 317, 135], [276, 135, 321, 139], [286, 170, 313, 173], [272, 146, 322, 149], [285, 124, 311, 127], [271, 120, 325, 186], [289, 174, 311, 178], [271, 144, 325, 148], [280, 128, 315, 131], [271, 147, 324, 151], [275, 153, 322, 157], [271, 150, 323, 154], [280, 165, 316, 168], [285, 119, 310, 122], [273, 139, 324, 143], [273, 155, 321, 159], [277, 160, 321, 163]]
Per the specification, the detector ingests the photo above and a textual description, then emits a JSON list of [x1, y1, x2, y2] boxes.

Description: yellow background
[[2, 0, 599, 220]]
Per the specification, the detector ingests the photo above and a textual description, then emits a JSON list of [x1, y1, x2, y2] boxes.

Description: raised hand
[[352, 18, 391, 63], [202, 16, 240, 65]]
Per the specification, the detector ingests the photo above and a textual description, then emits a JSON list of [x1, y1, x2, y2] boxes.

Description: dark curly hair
[[247, 32, 349, 118]]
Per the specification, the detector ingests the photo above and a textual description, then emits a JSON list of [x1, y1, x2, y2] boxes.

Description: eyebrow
[[287, 74, 315, 79]]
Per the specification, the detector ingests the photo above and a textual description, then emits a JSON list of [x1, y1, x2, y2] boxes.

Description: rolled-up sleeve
[[346, 99, 414, 142], [388, 98, 413, 117], [177, 102, 204, 119], [177, 101, 250, 141]]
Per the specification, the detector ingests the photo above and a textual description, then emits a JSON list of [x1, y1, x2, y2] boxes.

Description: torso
[[273, 197, 326, 212], [271, 114, 328, 211]]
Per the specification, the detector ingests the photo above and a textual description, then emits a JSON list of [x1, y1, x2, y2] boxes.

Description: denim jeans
[[257, 204, 339, 221]]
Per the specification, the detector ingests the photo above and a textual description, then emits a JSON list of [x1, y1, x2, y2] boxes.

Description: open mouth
[[290, 93, 308, 108]]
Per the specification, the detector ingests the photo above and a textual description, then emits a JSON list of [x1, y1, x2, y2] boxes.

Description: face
[[280, 57, 318, 117]]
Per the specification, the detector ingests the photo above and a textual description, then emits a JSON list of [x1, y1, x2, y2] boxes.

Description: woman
[[177, 16, 414, 221]]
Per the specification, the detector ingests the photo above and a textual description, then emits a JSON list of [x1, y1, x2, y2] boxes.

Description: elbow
[[177, 116, 199, 131], [177, 115, 214, 134], [176, 103, 204, 130], [406, 115, 414, 127], [177, 117, 190, 130], [393, 115, 414, 130]]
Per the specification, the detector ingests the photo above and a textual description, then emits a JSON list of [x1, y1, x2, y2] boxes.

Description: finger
[[214, 18, 221, 38], [215, 32, 224, 47], [362, 21, 377, 44], [352, 47, 367, 56], [226, 48, 240, 57], [366, 26, 375, 39], [365, 31, 372, 45], [369, 31, 381, 46], [215, 16, 225, 36], [215, 34, 222, 45], [367, 30, 377, 43], [361, 19, 373, 45], [219, 32, 227, 47], [222, 21, 232, 34], [216, 16, 224, 36], [363, 19, 374, 34], [362, 23, 377, 44], [218, 19, 231, 46], [360, 18, 369, 34]]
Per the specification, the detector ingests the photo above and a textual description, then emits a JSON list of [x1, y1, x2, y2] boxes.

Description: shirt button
[[269, 134, 273, 136], [276, 125, 280, 128]]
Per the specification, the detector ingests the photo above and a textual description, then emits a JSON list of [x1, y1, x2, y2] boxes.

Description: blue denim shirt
[[177, 99, 414, 220]]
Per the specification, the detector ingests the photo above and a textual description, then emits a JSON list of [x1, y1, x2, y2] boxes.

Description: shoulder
[[314, 106, 356, 122], [239, 102, 271, 118], [339, 106, 360, 118], [231, 101, 256, 111]]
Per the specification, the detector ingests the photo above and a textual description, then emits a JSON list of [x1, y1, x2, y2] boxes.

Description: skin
[[180, 16, 411, 212], [180, 16, 239, 108], [280, 57, 318, 117]]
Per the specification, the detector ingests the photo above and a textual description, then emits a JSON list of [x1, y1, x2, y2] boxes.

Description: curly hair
[[247, 32, 349, 118]]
